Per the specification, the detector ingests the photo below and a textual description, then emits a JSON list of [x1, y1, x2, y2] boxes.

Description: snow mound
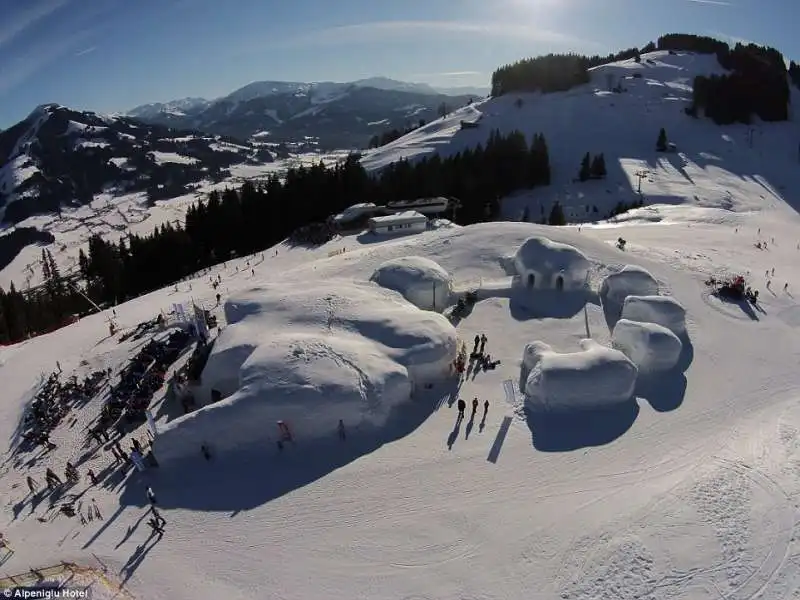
[[512, 236, 590, 290], [611, 318, 683, 372], [155, 333, 413, 464], [157, 280, 457, 462], [599, 265, 659, 306], [523, 339, 637, 410], [369, 256, 453, 312], [620, 295, 687, 337]]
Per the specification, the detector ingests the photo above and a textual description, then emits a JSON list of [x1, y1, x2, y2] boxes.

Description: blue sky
[[0, 0, 796, 128]]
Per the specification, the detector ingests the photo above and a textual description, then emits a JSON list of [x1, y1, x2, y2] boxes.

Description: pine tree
[[656, 127, 668, 152], [579, 152, 591, 182], [591, 153, 607, 179], [548, 201, 566, 226]]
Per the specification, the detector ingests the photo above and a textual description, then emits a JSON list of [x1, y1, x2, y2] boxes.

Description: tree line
[[490, 33, 794, 127], [0, 129, 552, 344], [686, 40, 790, 124], [368, 120, 426, 148]]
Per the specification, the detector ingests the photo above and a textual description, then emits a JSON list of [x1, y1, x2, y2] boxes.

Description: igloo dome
[[370, 256, 453, 312], [512, 237, 590, 290], [523, 339, 638, 410], [599, 265, 659, 306], [611, 318, 683, 372], [155, 332, 414, 464], [620, 295, 687, 337]]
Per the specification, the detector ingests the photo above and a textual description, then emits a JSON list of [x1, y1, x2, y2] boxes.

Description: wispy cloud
[[0, 0, 70, 50], [0, 27, 96, 96], [267, 20, 594, 50], [684, 0, 731, 5], [74, 46, 96, 57]]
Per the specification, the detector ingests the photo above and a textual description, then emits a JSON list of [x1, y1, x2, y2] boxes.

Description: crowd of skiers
[[21, 368, 108, 452]]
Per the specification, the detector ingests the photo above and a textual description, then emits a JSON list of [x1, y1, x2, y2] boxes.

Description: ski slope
[[362, 50, 800, 225], [4, 49, 800, 599], [3, 202, 800, 598]]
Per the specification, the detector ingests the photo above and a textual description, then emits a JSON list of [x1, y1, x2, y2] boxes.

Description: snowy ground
[[3, 201, 800, 598], [4, 49, 800, 599]]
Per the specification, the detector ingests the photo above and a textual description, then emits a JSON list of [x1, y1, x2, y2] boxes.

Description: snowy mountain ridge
[[126, 79, 474, 148]]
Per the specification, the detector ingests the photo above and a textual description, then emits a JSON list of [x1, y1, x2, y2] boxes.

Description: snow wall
[[369, 256, 453, 312], [512, 236, 590, 290], [620, 295, 687, 337], [156, 280, 457, 463], [523, 339, 638, 411], [611, 319, 683, 372], [599, 265, 659, 306]]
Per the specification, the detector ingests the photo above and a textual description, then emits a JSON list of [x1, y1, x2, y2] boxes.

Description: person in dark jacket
[[457, 398, 466, 419]]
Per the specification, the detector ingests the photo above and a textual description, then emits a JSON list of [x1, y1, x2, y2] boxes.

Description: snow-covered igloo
[[620, 295, 687, 337], [522, 339, 638, 410], [599, 265, 659, 306], [611, 319, 683, 373], [512, 237, 590, 291], [155, 333, 414, 464], [370, 256, 453, 312], [156, 280, 458, 463]]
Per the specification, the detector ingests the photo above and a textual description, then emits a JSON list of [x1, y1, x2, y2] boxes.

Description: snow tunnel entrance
[[527, 273, 535, 287], [555, 275, 564, 291]]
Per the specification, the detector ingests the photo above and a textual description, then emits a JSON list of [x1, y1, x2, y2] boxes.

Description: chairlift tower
[[634, 170, 648, 195]]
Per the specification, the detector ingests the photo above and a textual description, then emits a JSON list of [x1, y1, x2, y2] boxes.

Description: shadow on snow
[[117, 379, 459, 512]]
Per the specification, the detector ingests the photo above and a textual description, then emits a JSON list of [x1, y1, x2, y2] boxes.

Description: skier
[[457, 398, 466, 419], [337, 419, 346, 441], [91, 499, 102, 521], [472, 398, 478, 417], [479, 334, 487, 355], [45, 468, 62, 489], [26, 475, 38, 495], [472, 335, 480, 355], [146, 486, 157, 507]]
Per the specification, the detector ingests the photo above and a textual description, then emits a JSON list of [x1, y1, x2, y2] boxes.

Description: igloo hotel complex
[[154, 234, 691, 463]]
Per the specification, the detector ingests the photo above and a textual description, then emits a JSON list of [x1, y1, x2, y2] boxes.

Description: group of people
[[456, 397, 490, 422]]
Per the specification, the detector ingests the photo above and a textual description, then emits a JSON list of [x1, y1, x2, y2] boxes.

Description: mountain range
[[126, 77, 482, 149], [0, 103, 277, 227]]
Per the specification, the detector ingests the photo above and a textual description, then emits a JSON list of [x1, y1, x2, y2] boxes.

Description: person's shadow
[[447, 417, 462, 450]]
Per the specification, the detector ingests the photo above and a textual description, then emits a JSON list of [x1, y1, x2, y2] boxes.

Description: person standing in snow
[[479, 334, 487, 355], [457, 398, 466, 420], [471, 398, 478, 418], [473, 335, 480, 355], [784, 282, 789, 292], [146, 486, 157, 507], [483, 400, 489, 418], [337, 419, 346, 441], [87, 469, 98, 485]]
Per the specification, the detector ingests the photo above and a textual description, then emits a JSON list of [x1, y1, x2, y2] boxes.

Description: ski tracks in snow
[[553, 453, 799, 600]]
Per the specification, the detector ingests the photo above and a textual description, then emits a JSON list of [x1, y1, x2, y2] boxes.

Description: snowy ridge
[[362, 50, 800, 228]]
